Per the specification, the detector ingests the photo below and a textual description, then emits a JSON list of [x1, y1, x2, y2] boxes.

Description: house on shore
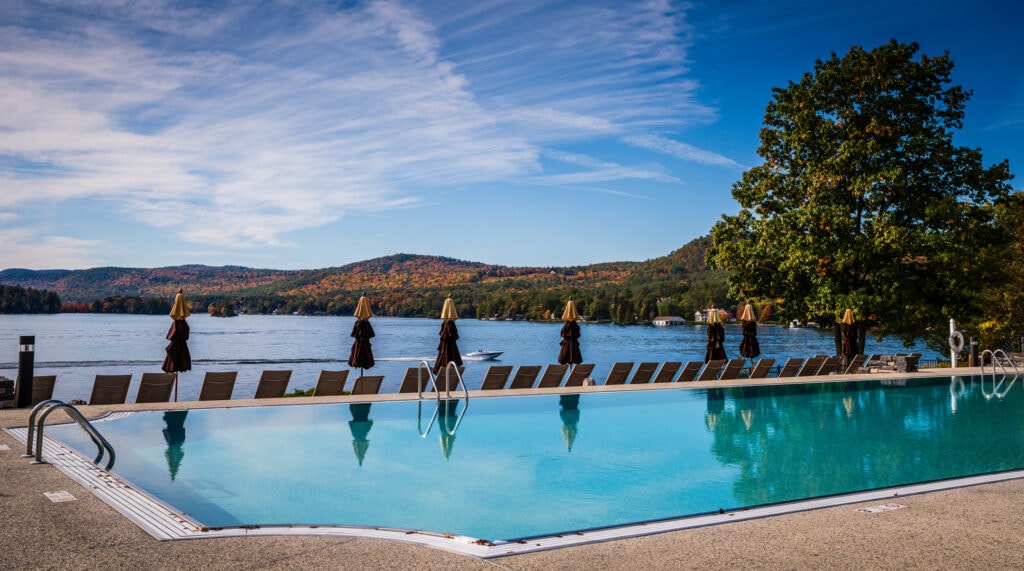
[[653, 316, 685, 326]]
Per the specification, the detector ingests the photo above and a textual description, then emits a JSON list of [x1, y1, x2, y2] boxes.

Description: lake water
[[0, 314, 940, 402]]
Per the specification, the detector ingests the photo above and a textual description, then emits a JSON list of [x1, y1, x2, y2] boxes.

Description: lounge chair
[[509, 365, 541, 389], [843, 354, 867, 374], [479, 365, 513, 390], [652, 362, 682, 383], [313, 370, 348, 396], [537, 364, 569, 388], [198, 371, 237, 401], [817, 355, 842, 375], [717, 359, 746, 381], [351, 376, 383, 395], [398, 368, 432, 393], [254, 370, 292, 399], [89, 374, 132, 405], [676, 361, 704, 382], [604, 362, 635, 385], [777, 358, 804, 377], [628, 362, 659, 384], [135, 372, 175, 403], [563, 363, 596, 387], [696, 360, 726, 381], [31, 375, 56, 405], [748, 358, 776, 379], [798, 356, 827, 376]]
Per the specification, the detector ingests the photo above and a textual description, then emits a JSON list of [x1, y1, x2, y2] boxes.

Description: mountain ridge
[[0, 238, 726, 321]]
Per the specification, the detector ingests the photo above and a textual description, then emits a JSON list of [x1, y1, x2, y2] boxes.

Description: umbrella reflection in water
[[349, 403, 373, 466], [704, 388, 725, 431], [162, 411, 187, 480], [559, 394, 581, 452], [438, 399, 461, 460]]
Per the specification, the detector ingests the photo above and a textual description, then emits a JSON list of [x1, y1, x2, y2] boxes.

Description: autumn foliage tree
[[708, 40, 1014, 354]]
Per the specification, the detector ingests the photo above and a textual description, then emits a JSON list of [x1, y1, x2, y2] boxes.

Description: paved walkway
[[2, 369, 1023, 570]]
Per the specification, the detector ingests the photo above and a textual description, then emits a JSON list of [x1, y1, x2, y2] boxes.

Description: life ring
[[949, 330, 965, 353]]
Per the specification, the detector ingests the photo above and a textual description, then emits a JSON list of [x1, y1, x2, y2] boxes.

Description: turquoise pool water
[[46, 375, 1024, 541]]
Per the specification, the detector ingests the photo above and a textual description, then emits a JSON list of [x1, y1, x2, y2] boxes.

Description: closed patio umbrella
[[558, 300, 583, 367], [704, 308, 727, 362], [347, 296, 375, 376], [161, 289, 192, 401], [433, 296, 463, 375], [738, 303, 761, 360], [840, 309, 857, 361]]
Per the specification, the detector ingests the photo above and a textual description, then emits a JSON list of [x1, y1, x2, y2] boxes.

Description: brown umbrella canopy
[[558, 300, 583, 365], [347, 296, 375, 371], [433, 297, 463, 374], [704, 308, 727, 362], [738, 303, 760, 359]]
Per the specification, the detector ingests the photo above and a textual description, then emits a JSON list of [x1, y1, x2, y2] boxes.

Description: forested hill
[[0, 237, 729, 322]]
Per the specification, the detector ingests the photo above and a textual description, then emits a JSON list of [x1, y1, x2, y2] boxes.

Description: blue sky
[[1, 0, 1021, 271]]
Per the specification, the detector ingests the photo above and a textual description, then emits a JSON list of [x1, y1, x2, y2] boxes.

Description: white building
[[652, 316, 685, 326]]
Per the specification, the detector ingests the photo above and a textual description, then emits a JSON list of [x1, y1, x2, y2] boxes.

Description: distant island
[[0, 237, 734, 324]]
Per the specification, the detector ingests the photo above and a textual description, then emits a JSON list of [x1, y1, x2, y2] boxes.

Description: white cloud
[[1, 0, 714, 261], [624, 135, 745, 168], [0, 228, 103, 270]]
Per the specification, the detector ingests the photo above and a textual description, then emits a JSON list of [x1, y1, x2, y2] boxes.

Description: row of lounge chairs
[[21, 353, 896, 406], [22, 369, 382, 406], [471, 354, 873, 389]]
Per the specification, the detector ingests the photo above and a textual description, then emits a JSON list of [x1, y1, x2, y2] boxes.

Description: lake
[[0, 313, 940, 402]]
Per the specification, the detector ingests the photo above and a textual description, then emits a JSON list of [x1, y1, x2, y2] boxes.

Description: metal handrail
[[980, 349, 1019, 377], [416, 361, 441, 438], [415, 360, 440, 400], [415, 360, 469, 438], [22, 400, 115, 469], [979, 349, 1020, 401], [23, 399, 64, 457]]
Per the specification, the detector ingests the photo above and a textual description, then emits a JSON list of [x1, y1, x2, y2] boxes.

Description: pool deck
[[2, 366, 1023, 570]]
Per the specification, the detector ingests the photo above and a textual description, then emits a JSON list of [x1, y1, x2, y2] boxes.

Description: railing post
[[15, 335, 35, 409]]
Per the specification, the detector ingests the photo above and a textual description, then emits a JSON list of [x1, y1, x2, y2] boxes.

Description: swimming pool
[[33, 375, 1024, 549]]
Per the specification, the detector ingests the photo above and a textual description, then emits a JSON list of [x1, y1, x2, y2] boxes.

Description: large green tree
[[708, 40, 1014, 354]]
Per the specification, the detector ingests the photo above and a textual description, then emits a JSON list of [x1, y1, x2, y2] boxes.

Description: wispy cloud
[[0, 228, 103, 269], [624, 135, 744, 168], [0, 0, 710, 264]]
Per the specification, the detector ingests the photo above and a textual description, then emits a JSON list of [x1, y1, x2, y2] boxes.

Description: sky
[[1, 0, 1021, 271]]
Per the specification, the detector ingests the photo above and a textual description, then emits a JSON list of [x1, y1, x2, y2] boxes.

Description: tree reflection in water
[[705, 377, 1024, 508]]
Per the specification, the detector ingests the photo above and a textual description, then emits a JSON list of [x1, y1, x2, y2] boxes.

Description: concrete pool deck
[[2, 366, 1023, 569]]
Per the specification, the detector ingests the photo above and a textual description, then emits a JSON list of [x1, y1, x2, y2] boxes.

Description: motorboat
[[462, 349, 503, 361]]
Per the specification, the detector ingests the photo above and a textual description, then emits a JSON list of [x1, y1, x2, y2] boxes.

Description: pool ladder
[[22, 399, 116, 469], [415, 360, 469, 439], [979, 349, 1019, 400]]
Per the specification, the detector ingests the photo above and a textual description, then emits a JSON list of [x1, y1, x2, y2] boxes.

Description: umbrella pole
[[173, 372, 178, 402]]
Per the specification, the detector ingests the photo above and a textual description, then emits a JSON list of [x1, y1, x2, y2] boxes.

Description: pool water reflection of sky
[[47, 375, 1024, 541]]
